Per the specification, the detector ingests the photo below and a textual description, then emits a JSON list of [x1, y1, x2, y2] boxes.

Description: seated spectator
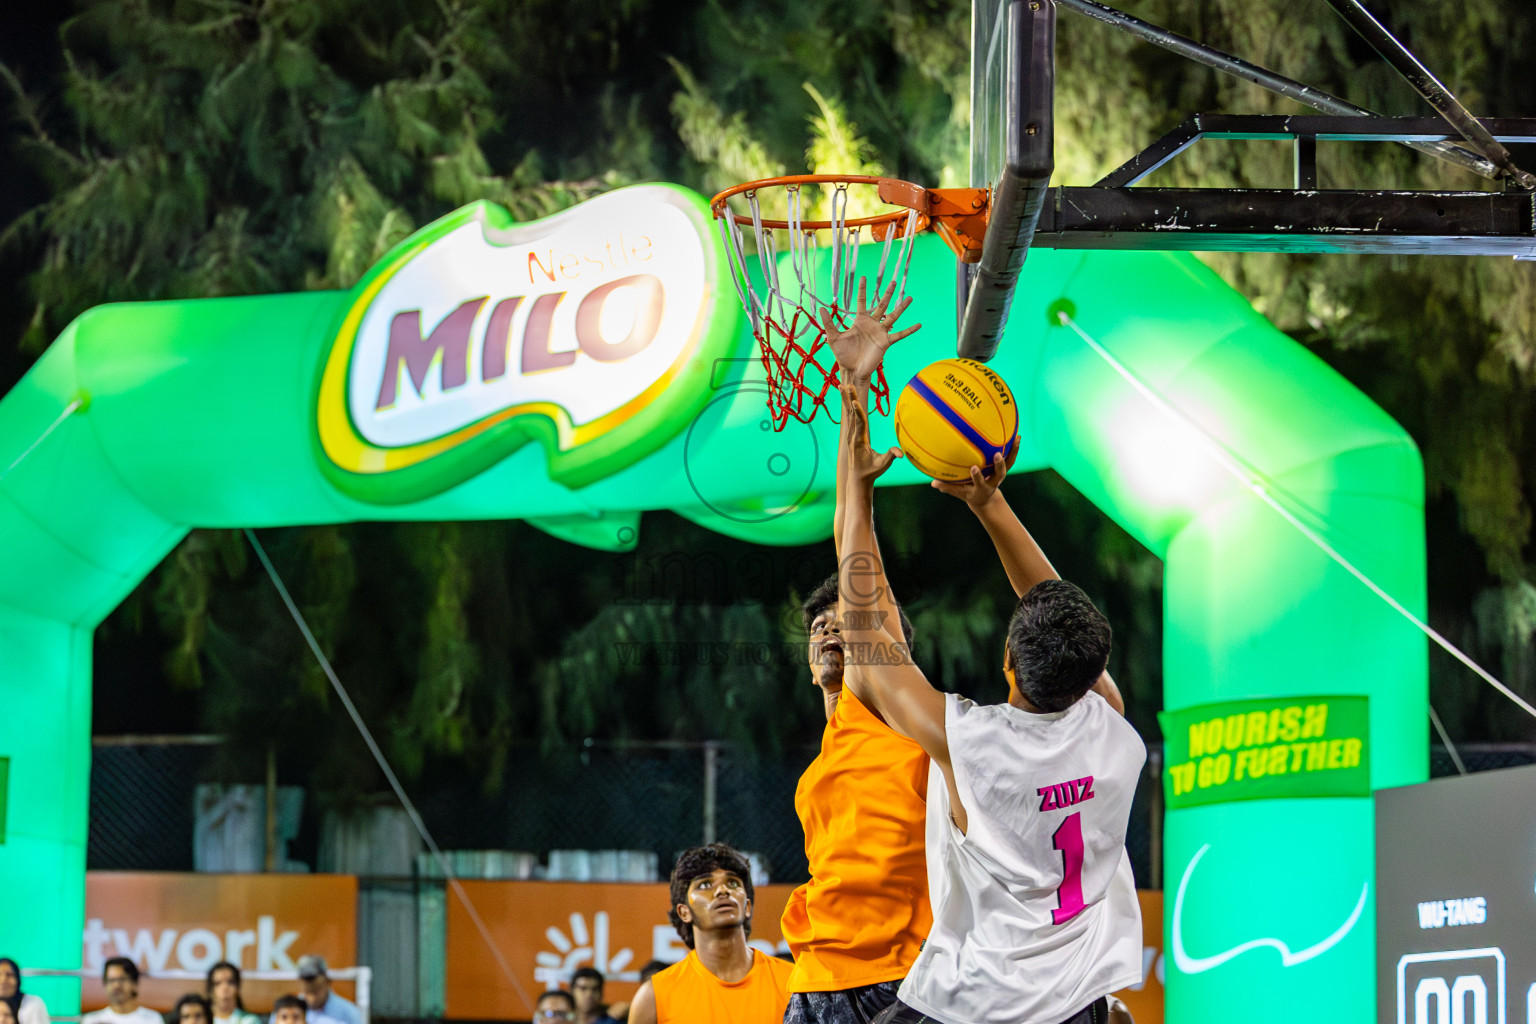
[[532, 992, 575, 1023], [173, 996, 211, 1024], [294, 958, 358, 1024], [81, 959, 161, 1024], [269, 996, 307, 1024], [602, 962, 670, 1023], [570, 969, 617, 1024], [204, 964, 259, 1024], [0, 958, 51, 1024]]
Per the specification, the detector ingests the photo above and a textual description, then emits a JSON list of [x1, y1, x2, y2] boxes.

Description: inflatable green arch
[[0, 184, 1424, 1022]]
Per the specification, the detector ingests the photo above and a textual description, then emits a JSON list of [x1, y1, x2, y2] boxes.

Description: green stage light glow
[[0, 186, 1425, 1021]]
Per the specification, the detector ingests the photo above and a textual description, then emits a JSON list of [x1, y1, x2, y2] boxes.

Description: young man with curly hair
[[627, 843, 792, 1024], [784, 284, 1123, 1024]]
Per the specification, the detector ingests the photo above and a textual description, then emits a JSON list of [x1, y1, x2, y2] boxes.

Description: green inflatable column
[[1020, 250, 1426, 1021], [0, 609, 90, 1016], [0, 318, 186, 1013]]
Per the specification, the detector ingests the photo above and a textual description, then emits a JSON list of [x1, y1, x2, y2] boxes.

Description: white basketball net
[[716, 181, 922, 427]]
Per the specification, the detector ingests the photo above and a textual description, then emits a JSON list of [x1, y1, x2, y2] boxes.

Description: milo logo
[[316, 185, 738, 503]]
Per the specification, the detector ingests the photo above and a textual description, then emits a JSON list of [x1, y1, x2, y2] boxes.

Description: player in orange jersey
[[830, 301, 1140, 1024], [628, 843, 792, 1024], [784, 283, 1109, 1024], [782, 286, 927, 1024]]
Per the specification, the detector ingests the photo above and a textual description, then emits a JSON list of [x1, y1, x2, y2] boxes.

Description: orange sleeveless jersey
[[651, 948, 793, 1024], [781, 686, 932, 992]]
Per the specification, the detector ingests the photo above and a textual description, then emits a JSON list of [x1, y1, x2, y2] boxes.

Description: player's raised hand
[[929, 438, 1019, 510], [822, 279, 920, 383], [839, 383, 903, 484]]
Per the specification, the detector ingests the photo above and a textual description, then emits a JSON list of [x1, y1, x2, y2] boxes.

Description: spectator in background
[[603, 962, 671, 1022], [269, 996, 306, 1024], [294, 958, 358, 1024], [81, 959, 161, 1024], [204, 964, 258, 1024], [533, 992, 576, 1023], [0, 958, 51, 1024], [569, 969, 617, 1024], [627, 844, 792, 1024], [173, 995, 211, 1024]]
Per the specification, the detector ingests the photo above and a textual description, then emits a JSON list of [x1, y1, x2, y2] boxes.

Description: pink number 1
[[1051, 812, 1086, 925]]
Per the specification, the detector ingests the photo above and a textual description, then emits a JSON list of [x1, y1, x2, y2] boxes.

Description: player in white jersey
[[825, 304, 1145, 1024]]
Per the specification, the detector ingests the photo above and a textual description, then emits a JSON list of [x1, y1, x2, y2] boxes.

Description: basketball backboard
[[957, 0, 1536, 363], [959, 0, 1056, 362]]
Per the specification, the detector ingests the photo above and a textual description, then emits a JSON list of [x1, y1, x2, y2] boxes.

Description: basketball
[[894, 358, 1020, 482]]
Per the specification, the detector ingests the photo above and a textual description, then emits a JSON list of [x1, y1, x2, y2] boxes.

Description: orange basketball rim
[[709, 174, 990, 429]]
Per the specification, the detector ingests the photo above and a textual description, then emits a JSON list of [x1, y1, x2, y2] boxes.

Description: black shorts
[[871, 995, 1110, 1024], [783, 981, 903, 1024]]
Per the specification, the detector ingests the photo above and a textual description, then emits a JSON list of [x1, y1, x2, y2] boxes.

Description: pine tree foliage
[[4, 0, 1534, 809]]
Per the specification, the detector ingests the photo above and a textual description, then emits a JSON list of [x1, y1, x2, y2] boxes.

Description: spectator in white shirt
[[204, 964, 259, 1024], [81, 959, 162, 1024], [295, 958, 359, 1024], [0, 958, 51, 1024]]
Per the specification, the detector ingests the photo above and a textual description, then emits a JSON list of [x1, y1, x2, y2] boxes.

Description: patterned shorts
[[870, 996, 1111, 1024], [783, 981, 903, 1024]]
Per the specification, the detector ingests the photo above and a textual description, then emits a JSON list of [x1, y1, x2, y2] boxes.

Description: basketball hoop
[[710, 174, 988, 429]]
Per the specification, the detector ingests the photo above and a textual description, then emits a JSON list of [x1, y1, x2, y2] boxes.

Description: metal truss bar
[[1099, 120, 1203, 187], [1058, 0, 1497, 180], [1037, 187, 1536, 256], [1322, 0, 1535, 189], [1193, 114, 1536, 143], [1099, 115, 1536, 187]]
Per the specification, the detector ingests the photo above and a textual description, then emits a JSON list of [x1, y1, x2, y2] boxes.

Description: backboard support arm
[[1320, 0, 1535, 190], [1056, 0, 1496, 182]]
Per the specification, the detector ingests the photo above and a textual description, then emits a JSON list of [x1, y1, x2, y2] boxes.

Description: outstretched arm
[[829, 281, 916, 559], [932, 450, 1126, 715], [835, 386, 950, 764], [931, 450, 1055, 597]]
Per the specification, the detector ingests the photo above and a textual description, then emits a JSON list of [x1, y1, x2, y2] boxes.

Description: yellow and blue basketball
[[894, 358, 1019, 482]]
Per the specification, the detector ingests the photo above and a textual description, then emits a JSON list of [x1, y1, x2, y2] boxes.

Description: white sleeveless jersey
[[898, 691, 1146, 1024]]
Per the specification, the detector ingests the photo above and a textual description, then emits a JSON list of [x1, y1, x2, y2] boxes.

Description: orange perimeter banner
[[82, 873, 357, 1013], [446, 881, 1165, 1022]]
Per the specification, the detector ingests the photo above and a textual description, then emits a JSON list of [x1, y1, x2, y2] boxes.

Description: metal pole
[[702, 741, 719, 846], [1320, 0, 1535, 189], [1056, 0, 1498, 181], [1148, 745, 1163, 889], [265, 744, 278, 872]]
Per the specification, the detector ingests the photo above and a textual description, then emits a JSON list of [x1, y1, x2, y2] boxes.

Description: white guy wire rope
[[244, 529, 538, 1016], [1056, 311, 1536, 726], [1427, 703, 1469, 775], [0, 398, 82, 487]]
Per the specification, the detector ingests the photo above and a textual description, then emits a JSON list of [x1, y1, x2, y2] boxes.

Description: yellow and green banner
[[1160, 696, 1370, 809]]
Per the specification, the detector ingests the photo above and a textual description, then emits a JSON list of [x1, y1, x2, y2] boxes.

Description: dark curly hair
[[173, 995, 211, 1023], [1006, 579, 1111, 712], [801, 572, 914, 642], [667, 843, 755, 949]]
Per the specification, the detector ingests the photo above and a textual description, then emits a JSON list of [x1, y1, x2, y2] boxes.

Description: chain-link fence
[[88, 736, 1534, 883], [89, 736, 220, 870]]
